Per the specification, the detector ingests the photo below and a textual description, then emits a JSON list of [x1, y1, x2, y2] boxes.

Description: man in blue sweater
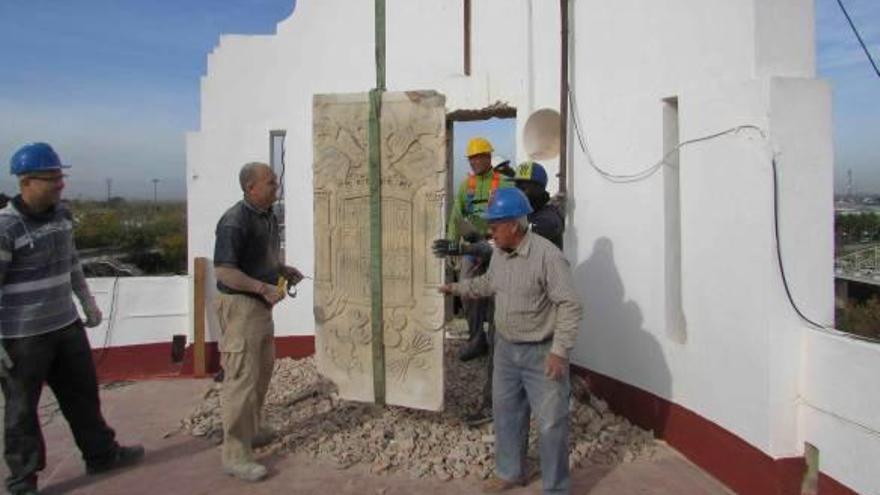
[[0, 143, 144, 495]]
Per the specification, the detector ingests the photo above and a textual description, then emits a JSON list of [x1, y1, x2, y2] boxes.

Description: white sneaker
[[223, 461, 267, 482]]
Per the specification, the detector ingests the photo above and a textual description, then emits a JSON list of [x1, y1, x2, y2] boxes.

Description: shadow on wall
[[573, 237, 674, 438]]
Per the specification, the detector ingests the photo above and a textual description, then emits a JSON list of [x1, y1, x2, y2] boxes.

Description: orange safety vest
[[464, 170, 501, 215]]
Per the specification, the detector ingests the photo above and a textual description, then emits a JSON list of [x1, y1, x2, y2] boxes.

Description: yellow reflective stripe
[[516, 161, 534, 181]]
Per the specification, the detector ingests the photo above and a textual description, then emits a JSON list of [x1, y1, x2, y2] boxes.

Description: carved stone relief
[[313, 91, 447, 411]]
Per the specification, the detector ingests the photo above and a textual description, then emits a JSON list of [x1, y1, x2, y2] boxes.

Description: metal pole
[[464, 0, 471, 75], [369, 0, 387, 406], [558, 0, 569, 195]]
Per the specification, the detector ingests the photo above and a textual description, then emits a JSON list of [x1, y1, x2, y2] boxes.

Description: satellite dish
[[523, 108, 561, 160]]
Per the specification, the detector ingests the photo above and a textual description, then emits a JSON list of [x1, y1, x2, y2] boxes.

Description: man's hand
[[432, 239, 461, 258], [437, 284, 454, 295], [549, 191, 567, 215], [0, 346, 13, 378], [83, 298, 103, 328], [545, 353, 568, 381], [258, 283, 284, 306], [281, 265, 304, 286]]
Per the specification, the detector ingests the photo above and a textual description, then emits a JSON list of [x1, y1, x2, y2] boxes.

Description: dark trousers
[[483, 323, 496, 409], [1, 321, 117, 492], [461, 255, 495, 409]]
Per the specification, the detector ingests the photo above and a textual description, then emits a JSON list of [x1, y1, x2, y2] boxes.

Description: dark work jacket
[[529, 203, 564, 250]]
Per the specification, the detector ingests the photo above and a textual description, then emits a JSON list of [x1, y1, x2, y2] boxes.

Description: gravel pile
[[182, 340, 656, 480]]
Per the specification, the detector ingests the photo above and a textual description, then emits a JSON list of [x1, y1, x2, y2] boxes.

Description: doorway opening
[[444, 105, 517, 321]]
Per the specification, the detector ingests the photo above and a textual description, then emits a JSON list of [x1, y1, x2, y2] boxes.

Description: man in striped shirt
[[0, 143, 144, 495]]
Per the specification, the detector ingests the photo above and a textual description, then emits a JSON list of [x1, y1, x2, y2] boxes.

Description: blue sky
[[0, 0, 296, 200], [816, 0, 880, 194], [0, 0, 877, 199]]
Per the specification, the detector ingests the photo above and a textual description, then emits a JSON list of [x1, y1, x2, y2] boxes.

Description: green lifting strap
[[369, 0, 387, 406], [368, 88, 385, 406]]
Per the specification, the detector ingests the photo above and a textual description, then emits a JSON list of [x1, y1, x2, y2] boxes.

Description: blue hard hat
[[483, 187, 533, 223], [514, 161, 548, 189], [9, 142, 69, 176]]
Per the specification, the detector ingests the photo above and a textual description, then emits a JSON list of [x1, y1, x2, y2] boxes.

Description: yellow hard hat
[[466, 137, 493, 158]]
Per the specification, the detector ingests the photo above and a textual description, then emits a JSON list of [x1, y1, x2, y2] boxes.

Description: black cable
[[771, 157, 827, 329], [834, 0, 880, 80], [568, 87, 766, 183], [93, 274, 121, 369], [279, 134, 286, 200], [570, 72, 865, 337]]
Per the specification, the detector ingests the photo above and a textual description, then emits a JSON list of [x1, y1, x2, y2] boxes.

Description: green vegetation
[[835, 212, 880, 248], [836, 297, 880, 341], [69, 198, 186, 275], [835, 212, 880, 339]]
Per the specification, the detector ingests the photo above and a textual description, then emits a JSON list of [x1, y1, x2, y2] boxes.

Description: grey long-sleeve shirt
[[0, 197, 90, 338], [451, 231, 582, 359]]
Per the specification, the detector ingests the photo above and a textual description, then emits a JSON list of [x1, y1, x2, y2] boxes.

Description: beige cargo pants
[[215, 293, 275, 466]]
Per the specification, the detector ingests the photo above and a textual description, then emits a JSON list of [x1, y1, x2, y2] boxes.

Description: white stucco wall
[[187, 0, 563, 339], [185, 1, 875, 491], [566, 0, 834, 459], [83, 277, 189, 348], [800, 329, 880, 495]]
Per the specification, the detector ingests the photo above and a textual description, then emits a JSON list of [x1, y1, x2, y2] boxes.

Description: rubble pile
[[182, 341, 656, 480]]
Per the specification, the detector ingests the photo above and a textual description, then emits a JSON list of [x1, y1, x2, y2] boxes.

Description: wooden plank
[[193, 257, 207, 377]]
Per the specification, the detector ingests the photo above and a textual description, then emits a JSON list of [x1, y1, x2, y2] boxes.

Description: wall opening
[[270, 130, 286, 257], [663, 97, 687, 344], [444, 108, 517, 319]]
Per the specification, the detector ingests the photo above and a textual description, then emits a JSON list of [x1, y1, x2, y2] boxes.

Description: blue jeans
[[493, 334, 570, 494]]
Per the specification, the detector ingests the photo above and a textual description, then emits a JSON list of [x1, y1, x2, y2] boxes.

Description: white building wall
[[800, 330, 880, 495], [567, 0, 831, 458], [188, 0, 562, 341], [186, 1, 878, 491], [83, 277, 189, 348]]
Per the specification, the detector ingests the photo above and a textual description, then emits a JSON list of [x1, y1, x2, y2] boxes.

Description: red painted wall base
[[93, 335, 316, 381], [571, 365, 858, 495], [89, 337, 858, 495]]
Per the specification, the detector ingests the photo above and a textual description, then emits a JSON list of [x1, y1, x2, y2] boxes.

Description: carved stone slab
[[313, 91, 447, 411]]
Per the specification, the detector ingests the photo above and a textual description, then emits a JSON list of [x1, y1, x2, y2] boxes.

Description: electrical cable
[[770, 156, 828, 330], [773, 154, 880, 343], [566, 86, 870, 336], [93, 272, 122, 370], [569, 88, 767, 182], [834, 0, 880, 80], [279, 134, 287, 201]]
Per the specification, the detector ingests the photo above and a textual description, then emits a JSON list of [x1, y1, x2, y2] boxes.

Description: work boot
[[252, 428, 275, 449], [458, 331, 488, 362], [86, 444, 145, 475], [223, 461, 268, 482], [464, 407, 493, 427], [481, 476, 527, 493], [7, 476, 39, 495]]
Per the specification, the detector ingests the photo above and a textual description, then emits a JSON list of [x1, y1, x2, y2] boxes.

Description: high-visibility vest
[[464, 170, 501, 215]]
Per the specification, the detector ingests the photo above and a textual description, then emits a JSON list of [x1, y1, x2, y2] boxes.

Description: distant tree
[[837, 297, 880, 340], [158, 232, 187, 273], [75, 210, 123, 249]]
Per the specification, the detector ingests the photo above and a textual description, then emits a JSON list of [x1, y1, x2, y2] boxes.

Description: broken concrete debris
[[182, 341, 656, 480]]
